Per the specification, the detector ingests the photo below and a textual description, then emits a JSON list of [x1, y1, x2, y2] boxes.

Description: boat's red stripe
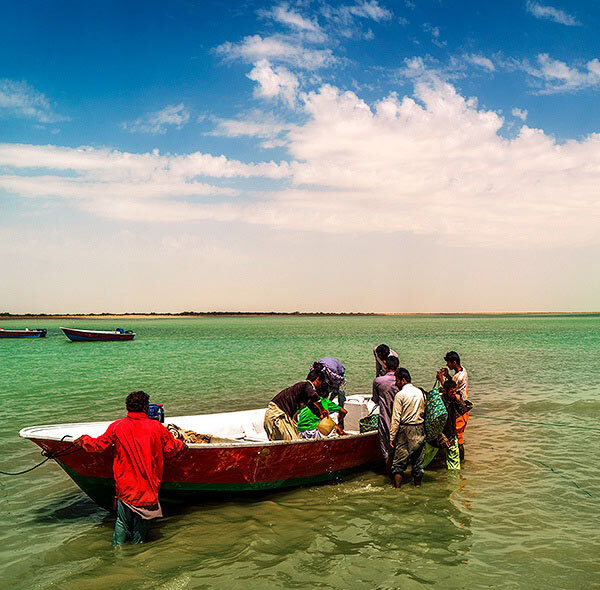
[[32, 436, 381, 486]]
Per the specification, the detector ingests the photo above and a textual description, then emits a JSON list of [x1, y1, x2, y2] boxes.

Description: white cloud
[[512, 107, 528, 120], [465, 54, 495, 72], [121, 103, 190, 134], [208, 110, 296, 148], [518, 53, 600, 93], [209, 112, 292, 139], [346, 1, 392, 21], [277, 77, 600, 247], [526, 2, 580, 26], [0, 79, 68, 124], [264, 3, 321, 33], [215, 34, 335, 70], [247, 59, 300, 107], [423, 23, 446, 48], [320, 1, 392, 39], [3, 72, 600, 248], [0, 144, 291, 214]]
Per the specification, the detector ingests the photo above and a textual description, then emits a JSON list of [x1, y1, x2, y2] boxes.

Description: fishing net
[[359, 414, 379, 433]]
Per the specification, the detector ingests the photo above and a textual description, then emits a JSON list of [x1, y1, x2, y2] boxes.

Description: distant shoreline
[[1, 311, 598, 320]]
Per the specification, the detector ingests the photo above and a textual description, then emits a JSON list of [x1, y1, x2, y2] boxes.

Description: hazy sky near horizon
[[1, 0, 600, 313]]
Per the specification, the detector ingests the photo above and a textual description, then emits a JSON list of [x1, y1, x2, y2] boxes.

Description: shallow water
[[1, 316, 599, 589]]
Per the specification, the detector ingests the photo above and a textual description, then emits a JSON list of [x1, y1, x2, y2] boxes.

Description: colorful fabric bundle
[[423, 386, 448, 442], [166, 424, 212, 444]]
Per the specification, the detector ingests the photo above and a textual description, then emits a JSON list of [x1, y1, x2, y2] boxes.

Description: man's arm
[[436, 369, 449, 384], [305, 381, 329, 419], [449, 392, 469, 416], [311, 399, 328, 418], [372, 380, 380, 404], [161, 426, 186, 457], [73, 422, 116, 453], [389, 393, 402, 446], [333, 408, 348, 436]]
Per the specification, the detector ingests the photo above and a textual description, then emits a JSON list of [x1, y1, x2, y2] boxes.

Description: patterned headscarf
[[309, 357, 346, 392]]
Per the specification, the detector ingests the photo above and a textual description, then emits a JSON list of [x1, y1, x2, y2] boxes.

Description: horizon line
[[2, 311, 599, 319]]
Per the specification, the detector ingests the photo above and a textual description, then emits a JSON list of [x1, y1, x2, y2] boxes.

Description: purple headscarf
[[310, 357, 346, 389]]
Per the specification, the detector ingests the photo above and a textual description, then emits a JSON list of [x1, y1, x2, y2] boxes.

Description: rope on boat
[[0, 436, 77, 476]]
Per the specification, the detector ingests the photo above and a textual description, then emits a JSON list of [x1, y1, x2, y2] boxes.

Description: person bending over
[[389, 368, 426, 488], [264, 363, 329, 441], [73, 391, 185, 546], [437, 351, 469, 460]]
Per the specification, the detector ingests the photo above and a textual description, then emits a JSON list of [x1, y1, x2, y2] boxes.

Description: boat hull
[[30, 434, 382, 510], [61, 328, 135, 342], [0, 329, 46, 338]]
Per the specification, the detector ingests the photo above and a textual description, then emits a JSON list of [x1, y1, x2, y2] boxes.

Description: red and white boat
[[61, 327, 135, 342], [20, 396, 382, 510]]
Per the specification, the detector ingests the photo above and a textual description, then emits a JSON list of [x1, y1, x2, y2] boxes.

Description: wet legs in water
[[113, 500, 149, 546], [391, 425, 425, 488], [393, 472, 422, 487]]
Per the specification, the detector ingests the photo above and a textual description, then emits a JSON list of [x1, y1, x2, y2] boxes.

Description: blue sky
[[1, 1, 599, 312]]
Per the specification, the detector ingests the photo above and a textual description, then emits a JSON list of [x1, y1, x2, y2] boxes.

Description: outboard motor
[[148, 404, 165, 423]]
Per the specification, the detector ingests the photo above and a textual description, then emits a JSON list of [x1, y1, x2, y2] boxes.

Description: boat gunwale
[[20, 425, 377, 449]]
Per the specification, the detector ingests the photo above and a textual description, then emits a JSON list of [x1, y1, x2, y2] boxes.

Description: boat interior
[[20, 394, 377, 446]]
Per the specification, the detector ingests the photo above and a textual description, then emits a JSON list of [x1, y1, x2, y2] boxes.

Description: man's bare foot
[[393, 473, 403, 488], [413, 476, 422, 487]]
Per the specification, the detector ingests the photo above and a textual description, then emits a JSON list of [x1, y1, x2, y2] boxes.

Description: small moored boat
[[61, 327, 135, 342], [20, 396, 381, 509], [0, 328, 47, 338]]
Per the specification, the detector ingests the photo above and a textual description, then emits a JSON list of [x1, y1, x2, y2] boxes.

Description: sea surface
[[1, 316, 599, 589]]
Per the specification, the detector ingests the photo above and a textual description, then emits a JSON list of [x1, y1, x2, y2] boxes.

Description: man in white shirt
[[389, 368, 426, 488]]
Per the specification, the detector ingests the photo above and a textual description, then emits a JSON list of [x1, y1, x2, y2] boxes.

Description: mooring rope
[[0, 435, 77, 476]]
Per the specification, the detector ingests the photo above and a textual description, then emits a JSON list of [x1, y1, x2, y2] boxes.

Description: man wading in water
[[438, 351, 469, 460], [73, 391, 185, 545], [389, 368, 426, 488], [372, 354, 400, 474]]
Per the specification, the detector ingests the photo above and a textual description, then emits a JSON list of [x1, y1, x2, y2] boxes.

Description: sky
[[1, 0, 599, 313]]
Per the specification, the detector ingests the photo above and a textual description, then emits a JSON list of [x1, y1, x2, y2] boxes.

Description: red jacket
[[80, 412, 185, 507]]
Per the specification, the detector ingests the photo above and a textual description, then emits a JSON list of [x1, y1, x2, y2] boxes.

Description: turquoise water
[[1, 316, 599, 589]]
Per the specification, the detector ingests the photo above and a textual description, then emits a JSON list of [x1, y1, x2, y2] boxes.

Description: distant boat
[[0, 328, 47, 339], [61, 327, 135, 342]]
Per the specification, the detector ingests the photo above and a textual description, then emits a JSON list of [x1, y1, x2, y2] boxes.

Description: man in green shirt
[[298, 398, 347, 438]]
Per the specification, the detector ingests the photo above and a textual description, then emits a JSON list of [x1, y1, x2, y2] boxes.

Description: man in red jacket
[[74, 390, 185, 545]]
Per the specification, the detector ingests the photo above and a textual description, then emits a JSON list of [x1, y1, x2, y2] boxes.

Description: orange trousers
[[455, 413, 469, 445]]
